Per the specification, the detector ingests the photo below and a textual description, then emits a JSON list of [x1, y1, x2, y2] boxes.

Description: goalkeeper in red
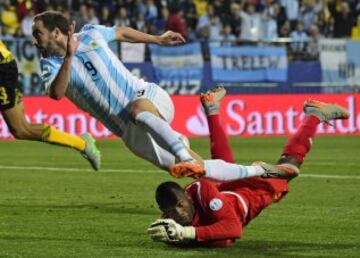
[[148, 87, 349, 248]]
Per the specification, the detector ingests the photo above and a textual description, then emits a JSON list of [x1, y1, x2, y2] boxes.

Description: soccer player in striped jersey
[[0, 40, 100, 170], [32, 11, 283, 180], [148, 87, 349, 247]]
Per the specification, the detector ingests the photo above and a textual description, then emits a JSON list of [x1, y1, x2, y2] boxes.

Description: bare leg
[[2, 102, 101, 170]]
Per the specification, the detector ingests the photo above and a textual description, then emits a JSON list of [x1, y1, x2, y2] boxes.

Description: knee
[[8, 122, 32, 140], [128, 101, 141, 119], [128, 99, 159, 121], [10, 126, 31, 140]]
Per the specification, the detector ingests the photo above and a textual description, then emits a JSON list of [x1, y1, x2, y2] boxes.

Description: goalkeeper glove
[[147, 219, 196, 243]]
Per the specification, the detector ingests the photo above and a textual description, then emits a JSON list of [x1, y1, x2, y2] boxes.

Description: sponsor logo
[[183, 95, 359, 137], [209, 198, 223, 211], [186, 105, 209, 136]]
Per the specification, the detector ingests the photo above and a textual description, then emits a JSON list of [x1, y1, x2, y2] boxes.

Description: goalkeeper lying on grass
[[147, 87, 349, 248]]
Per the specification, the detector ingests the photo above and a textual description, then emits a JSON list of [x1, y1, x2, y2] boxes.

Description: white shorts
[[122, 84, 187, 169]]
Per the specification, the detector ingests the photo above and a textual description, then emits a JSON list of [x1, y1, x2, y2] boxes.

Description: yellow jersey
[[0, 40, 14, 64]]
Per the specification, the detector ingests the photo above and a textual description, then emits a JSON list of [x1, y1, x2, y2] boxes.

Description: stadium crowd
[[2, 0, 360, 40], [1, 0, 360, 61]]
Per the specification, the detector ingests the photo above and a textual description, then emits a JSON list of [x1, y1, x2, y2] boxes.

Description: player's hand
[[147, 219, 195, 243], [66, 21, 81, 57], [158, 31, 186, 46]]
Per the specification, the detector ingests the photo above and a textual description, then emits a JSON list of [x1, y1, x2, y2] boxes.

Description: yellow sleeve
[[0, 40, 14, 64]]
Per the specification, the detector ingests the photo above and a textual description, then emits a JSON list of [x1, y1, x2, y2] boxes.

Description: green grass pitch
[[0, 136, 359, 257]]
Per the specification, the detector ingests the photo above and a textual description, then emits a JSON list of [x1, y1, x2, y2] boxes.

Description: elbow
[[226, 223, 242, 239], [233, 226, 242, 239], [117, 27, 132, 41], [49, 91, 64, 100], [50, 94, 63, 100], [48, 81, 68, 100]]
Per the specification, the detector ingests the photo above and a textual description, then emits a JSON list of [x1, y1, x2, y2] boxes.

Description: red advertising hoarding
[[0, 94, 359, 139]]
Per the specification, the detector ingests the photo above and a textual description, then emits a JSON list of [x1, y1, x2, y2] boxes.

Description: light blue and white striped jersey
[[40, 24, 156, 136]]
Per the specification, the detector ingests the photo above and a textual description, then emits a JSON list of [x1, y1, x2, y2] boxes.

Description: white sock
[[135, 111, 193, 161], [204, 159, 265, 181]]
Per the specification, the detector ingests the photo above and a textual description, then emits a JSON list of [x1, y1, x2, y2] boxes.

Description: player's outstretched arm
[[49, 22, 80, 100], [115, 27, 185, 45]]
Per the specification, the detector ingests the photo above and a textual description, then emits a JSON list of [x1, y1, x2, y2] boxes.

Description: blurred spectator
[[219, 23, 237, 46], [356, 2, 360, 17], [166, 3, 187, 39], [351, 16, 360, 39], [144, 0, 158, 23], [147, 22, 158, 35], [290, 20, 308, 54], [1, 0, 359, 58], [212, 0, 231, 17], [222, 2, 242, 38], [17, 0, 38, 21], [20, 9, 35, 36], [155, 6, 169, 33], [1, 0, 19, 36], [180, 0, 198, 31], [328, 0, 355, 38], [88, 5, 100, 25], [136, 0, 147, 17], [194, 0, 208, 18], [279, 20, 291, 37], [115, 6, 131, 27], [261, 1, 279, 42], [135, 12, 147, 32], [93, 0, 114, 14], [75, 4, 89, 31], [36, 0, 51, 13], [208, 14, 222, 41], [240, 2, 262, 42], [99, 5, 113, 26], [299, 0, 322, 31], [306, 24, 322, 59], [280, 0, 299, 29], [196, 4, 222, 41]]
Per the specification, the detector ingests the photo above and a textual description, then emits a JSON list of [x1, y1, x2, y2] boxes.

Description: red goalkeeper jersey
[[185, 177, 289, 247]]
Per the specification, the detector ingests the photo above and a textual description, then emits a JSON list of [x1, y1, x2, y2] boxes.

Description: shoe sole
[[200, 87, 226, 104], [304, 99, 349, 120], [170, 162, 205, 179], [81, 133, 101, 171], [254, 161, 299, 180]]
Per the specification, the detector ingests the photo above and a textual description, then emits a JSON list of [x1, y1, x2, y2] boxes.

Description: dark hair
[[156, 181, 184, 209], [33, 11, 70, 35], [169, 3, 180, 14]]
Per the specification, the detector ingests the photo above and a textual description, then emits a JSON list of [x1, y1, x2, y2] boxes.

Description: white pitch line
[[0, 165, 359, 180], [300, 174, 360, 180], [0, 165, 160, 174]]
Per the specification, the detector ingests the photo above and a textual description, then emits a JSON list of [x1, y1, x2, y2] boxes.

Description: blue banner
[[124, 62, 155, 82], [1, 37, 325, 96], [149, 43, 204, 82], [210, 44, 288, 82]]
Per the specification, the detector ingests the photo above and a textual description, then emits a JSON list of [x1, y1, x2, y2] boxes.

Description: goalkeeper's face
[[161, 195, 195, 226]]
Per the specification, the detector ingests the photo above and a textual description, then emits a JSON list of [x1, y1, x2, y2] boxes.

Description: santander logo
[[183, 95, 360, 137], [1, 94, 359, 139], [186, 105, 209, 136]]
